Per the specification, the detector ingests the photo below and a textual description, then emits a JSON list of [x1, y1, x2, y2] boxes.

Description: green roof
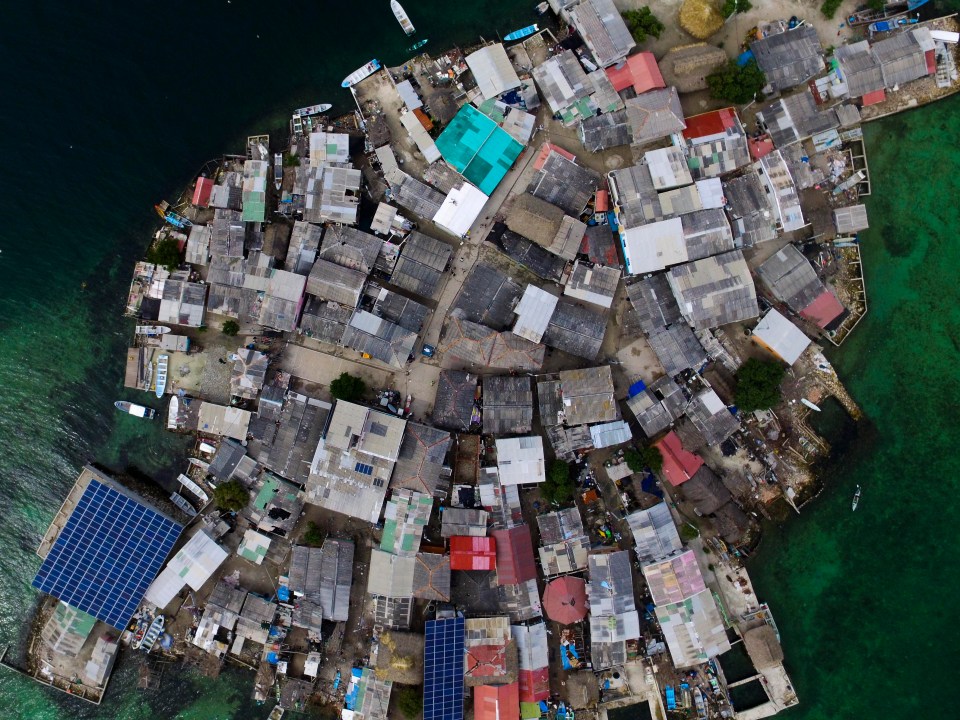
[[435, 104, 524, 195]]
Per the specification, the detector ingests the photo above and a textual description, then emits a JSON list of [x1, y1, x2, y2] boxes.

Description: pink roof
[[466, 644, 511, 679], [475, 682, 520, 720], [682, 107, 738, 141], [655, 431, 704, 487], [518, 668, 550, 703], [749, 134, 775, 161], [542, 576, 588, 624], [925, 49, 936, 76], [861, 89, 886, 107], [533, 142, 577, 170], [492, 526, 537, 585], [450, 535, 497, 571], [800, 289, 845, 329], [606, 52, 665, 94], [192, 177, 214, 208]]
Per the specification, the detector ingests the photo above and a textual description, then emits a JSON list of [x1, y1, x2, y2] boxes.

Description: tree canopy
[[706, 59, 766, 104], [395, 686, 423, 720], [301, 521, 324, 547], [721, 0, 753, 18], [222, 319, 239, 336], [625, 446, 663, 473], [330, 372, 367, 403], [735, 357, 786, 412], [213, 480, 249, 512], [541, 460, 575, 506], [622, 7, 665, 44], [146, 236, 182, 272]]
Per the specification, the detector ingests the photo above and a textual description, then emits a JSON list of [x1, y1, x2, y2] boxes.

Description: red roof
[[450, 535, 497, 571], [542, 576, 588, 624], [749, 134, 776, 161], [414, 107, 434, 131], [606, 52, 665, 94], [925, 49, 936, 76], [192, 177, 214, 208], [655, 431, 704, 487], [682, 107, 739, 141], [861, 89, 886, 107], [800, 289, 845, 329], [492, 526, 537, 585], [518, 668, 550, 703], [594, 189, 610, 212], [475, 682, 520, 720], [533, 142, 577, 171]]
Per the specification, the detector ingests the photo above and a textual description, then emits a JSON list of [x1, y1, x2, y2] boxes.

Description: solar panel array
[[33, 479, 183, 630], [424, 616, 465, 720]]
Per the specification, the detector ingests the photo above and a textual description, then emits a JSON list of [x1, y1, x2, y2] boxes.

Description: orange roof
[[606, 52, 665, 94], [682, 107, 739, 141], [474, 682, 520, 720], [749, 134, 775, 161], [594, 189, 610, 212], [450, 535, 497, 570], [414, 107, 434, 131], [861, 89, 886, 107], [655, 431, 704, 487], [533, 142, 576, 171]]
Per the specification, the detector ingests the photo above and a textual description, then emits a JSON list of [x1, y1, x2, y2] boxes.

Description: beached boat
[[140, 615, 165, 652], [131, 614, 151, 650], [293, 102, 332, 117], [136, 325, 171, 336], [342, 59, 382, 88], [114, 401, 156, 420], [391, 0, 415, 35], [800, 398, 821, 412], [408, 38, 428, 52], [848, 0, 928, 27], [505, 24, 538, 41], [273, 153, 283, 191], [694, 687, 707, 720], [852, 484, 861, 511], [536, 1, 550, 13], [155, 354, 169, 399], [869, 16, 919, 33]]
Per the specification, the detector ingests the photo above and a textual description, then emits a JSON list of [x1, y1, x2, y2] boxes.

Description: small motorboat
[[141, 615, 166, 652], [130, 613, 151, 650], [505, 24, 538, 41], [155, 354, 169, 399], [292, 102, 332, 117], [408, 38, 428, 53], [136, 325, 171, 336], [852, 484, 861, 511], [342, 59, 382, 88], [114, 401, 157, 420], [391, 0, 415, 35], [800, 398, 821, 412]]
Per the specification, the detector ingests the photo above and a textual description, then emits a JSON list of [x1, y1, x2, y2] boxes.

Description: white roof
[[753, 309, 811, 365], [512, 285, 559, 343], [400, 111, 442, 163], [144, 530, 228, 609], [396, 79, 423, 110], [645, 146, 692, 189], [371, 202, 399, 234], [197, 403, 252, 441], [622, 216, 685, 274], [434, 182, 489, 238], [656, 588, 731, 668], [931, 30, 959, 43], [495, 436, 546, 485], [589, 420, 632, 448], [466, 44, 522, 100], [375, 145, 400, 177], [695, 178, 725, 209], [699, 388, 726, 415], [309, 131, 350, 167]]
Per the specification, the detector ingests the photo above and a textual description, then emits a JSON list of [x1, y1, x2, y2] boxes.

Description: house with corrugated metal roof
[[483, 376, 534, 435], [466, 43, 522, 101], [391, 423, 453, 497], [381, 489, 433, 556], [756, 244, 846, 330], [491, 525, 537, 585], [567, 0, 635, 68], [390, 230, 452, 299], [626, 376, 688, 437], [588, 551, 641, 668], [464, 616, 518, 686], [750, 25, 824, 93], [624, 87, 686, 147], [341, 310, 417, 369], [667, 250, 759, 330]]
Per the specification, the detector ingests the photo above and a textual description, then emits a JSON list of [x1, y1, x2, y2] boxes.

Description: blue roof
[[32, 477, 183, 630], [424, 616, 465, 720], [435, 105, 523, 195]]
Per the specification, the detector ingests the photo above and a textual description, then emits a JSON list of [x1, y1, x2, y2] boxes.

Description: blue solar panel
[[423, 616, 465, 720], [32, 478, 183, 630]]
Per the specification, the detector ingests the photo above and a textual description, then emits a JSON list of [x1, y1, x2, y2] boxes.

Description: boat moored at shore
[[342, 59, 381, 88], [114, 401, 156, 420], [154, 354, 168, 399]]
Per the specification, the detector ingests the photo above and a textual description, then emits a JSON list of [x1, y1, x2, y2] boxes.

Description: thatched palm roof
[[679, 0, 725, 40]]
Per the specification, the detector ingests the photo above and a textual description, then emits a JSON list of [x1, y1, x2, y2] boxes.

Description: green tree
[[820, 0, 843, 19], [621, 7, 665, 44], [329, 372, 367, 403], [222, 319, 240, 336], [542, 460, 574, 506], [213, 480, 249, 511], [625, 446, 663, 473], [395, 686, 423, 719], [734, 357, 786, 412], [301, 521, 324, 547], [146, 236, 182, 271], [706, 59, 766, 103], [721, 0, 753, 18]]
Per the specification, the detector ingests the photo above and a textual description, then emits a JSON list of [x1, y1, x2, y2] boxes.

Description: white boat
[[293, 102, 332, 117], [800, 398, 821, 412], [136, 325, 171, 336], [391, 0, 415, 35], [141, 615, 165, 652], [114, 401, 156, 420], [852, 484, 861, 511], [177, 473, 210, 504], [342, 59, 382, 88], [273, 153, 283, 191], [155, 354, 169, 399]]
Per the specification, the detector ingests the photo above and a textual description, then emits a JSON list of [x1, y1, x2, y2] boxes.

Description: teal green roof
[[435, 104, 524, 195]]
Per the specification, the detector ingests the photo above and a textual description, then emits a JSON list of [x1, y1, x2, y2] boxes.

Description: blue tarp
[[666, 685, 677, 710], [628, 379, 647, 397], [737, 49, 754, 66], [606, 211, 618, 229], [277, 586, 291, 602], [266, 652, 278, 665], [641, 473, 663, 498]]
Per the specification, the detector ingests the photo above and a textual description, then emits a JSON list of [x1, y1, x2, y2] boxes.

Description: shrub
[[301, 521, 324, 547], [222, 319, 240, 336], [146, 236, 182, 271], [622, 7, 665, 44], [680, 523, 700, 541], [820, 0, 844, 19], [542, 460, 574, 506], [625, 446, 663, 473], [395, 686, 423, 719], [706, 59, 766, 103], [734, 357, 786, 412], [330, 372, 367, 403], [721, 0, 753, 18], [213, 480, 249, 511]]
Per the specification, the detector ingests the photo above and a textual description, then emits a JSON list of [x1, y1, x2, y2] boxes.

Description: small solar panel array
[[423, 616, 465, 720], [32, 478, 183, 630]]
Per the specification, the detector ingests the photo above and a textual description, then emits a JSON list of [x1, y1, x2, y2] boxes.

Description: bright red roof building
[[800, 289, 846, 329], [450, 535, 497, 571], [192, 176, 214, 208], [474, 682, 520, 720], [861, 89, 886, 107], [606, 52, 665, 94], [749, 134, 776, 161], [682, 107, 739, 141], [518, 667, 550, 703], [491, 526, 537, 585], [655, 431, 704, 487]]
